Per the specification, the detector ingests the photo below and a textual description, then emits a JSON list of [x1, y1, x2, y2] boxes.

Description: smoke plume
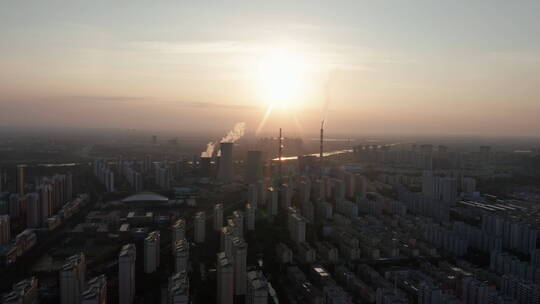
[[201, 142, 215, 158], [200, 122, 246, 157], [321, 69, 338, 128], [221, 122, 246, 143]]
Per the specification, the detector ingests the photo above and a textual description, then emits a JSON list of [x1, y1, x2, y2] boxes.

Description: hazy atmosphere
[[1, 1, 539, 136], [2, 2, 540, 304]]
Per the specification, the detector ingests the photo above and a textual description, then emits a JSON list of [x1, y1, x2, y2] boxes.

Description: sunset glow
[[255, 47, 307, 109], [0, 2, 539, 136]]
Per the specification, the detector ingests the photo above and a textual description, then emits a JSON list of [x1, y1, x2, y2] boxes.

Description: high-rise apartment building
[[246, 271, 269, 304], [279, 184, 293, 211], [461, 177, 476, 194], [194, 211, 206, 243], [81, 275, 107, 304], [313, 179, 326, 201], [1, 277, 39, 304], [144, 154, 152, 173], [298, 181, 311, 205], [154, 163, 171, 190], [214, 203, 224, 231], [266, 187, 278, 218], [422, 171, 458, 205], [218, 142, 234, 182], [256, 181, 265, 206], [167, 271, 189, 304], [232, 237, 247, 295], [245, 150, 263, 183], [16, 165, 25, 196], [226, 218, 239, 238], [26, 192, 41, 228], [232, 210, 244, 238], [199, 157, 211, 177], [9, 194, 21, 219], [221, 227, 234, 259], [174, 239, 189, 273], [343, 172, 355, 198], [37, 184, 52, 226], [217, 252, 234, 304], [354, 174, 367, 199], [331, 178, 345, 203], [289, 213, 306, 243], [248, 183, 258, 209], [144, 231, 160, 273], [245, 204, 255, 231], [172, 218, 185, 252], [276, 242, 293, 264], [302, 200, 315, 223], [119, 244, 136, 304], [0, 215, 10, 245], [297, 242, 316, 264], [60, 252, 86, 304]]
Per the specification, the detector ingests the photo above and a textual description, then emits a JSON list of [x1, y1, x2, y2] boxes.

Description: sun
[[255, 47, 306, 109]]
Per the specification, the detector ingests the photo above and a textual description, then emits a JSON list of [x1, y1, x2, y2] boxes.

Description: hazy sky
[[1, 1, 539, 136]]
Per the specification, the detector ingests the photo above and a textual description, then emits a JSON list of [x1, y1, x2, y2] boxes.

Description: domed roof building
[[122, 192, 169, 203]]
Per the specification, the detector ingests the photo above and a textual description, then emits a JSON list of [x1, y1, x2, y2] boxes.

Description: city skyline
[[2, 2, 540, 302], [1, 1, 539, 136]]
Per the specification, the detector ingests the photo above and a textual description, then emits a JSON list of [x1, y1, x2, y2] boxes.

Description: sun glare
[[256, 47, 306, 109]]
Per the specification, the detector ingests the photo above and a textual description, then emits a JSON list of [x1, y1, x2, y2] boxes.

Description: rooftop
[[119, 244, 136, 257]]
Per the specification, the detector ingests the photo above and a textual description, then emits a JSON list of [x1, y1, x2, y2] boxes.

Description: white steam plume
[[201, 142, 215, 158], [221, 122, 245, 143], [200, 122, 246, 157]]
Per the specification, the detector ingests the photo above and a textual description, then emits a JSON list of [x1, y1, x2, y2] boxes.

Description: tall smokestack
[[320, 121, 324, 158], [320, 121, 324, 177], [278, 128, 283, 183], [217, 142, 233, 182]]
